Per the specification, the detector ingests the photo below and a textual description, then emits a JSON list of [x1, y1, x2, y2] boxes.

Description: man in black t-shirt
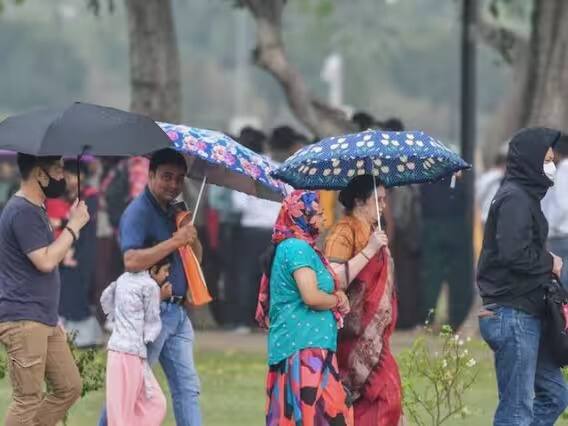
[[0, 153, 90, 426]]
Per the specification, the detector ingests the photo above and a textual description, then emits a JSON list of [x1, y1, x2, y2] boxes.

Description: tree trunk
[[124, 0, 221, 328], [125, 0, 181, 122], [463, 1, 568, 335], [478, 19, 529, 163], [522, 0, 568, 130], [480, 0, 568, 159], [239, 0, 355, 138]]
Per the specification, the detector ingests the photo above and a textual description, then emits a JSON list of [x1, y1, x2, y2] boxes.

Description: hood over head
[[505, 127, 561, 199]]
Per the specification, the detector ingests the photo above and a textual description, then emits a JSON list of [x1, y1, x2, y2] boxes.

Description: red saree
[[325, 216, 403, 426]]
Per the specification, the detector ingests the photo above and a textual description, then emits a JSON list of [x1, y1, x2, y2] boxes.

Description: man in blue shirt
[[99, 148, 203, 426]]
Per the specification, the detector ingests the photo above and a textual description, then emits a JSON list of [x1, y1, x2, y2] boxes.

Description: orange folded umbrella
[[175, 211, 212, 306]]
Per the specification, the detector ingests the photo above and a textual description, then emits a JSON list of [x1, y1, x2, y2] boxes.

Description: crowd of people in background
[[0, 112, 566, 350], [1, 113, 568, 426]]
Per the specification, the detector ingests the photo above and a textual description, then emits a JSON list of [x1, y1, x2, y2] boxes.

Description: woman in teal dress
[[255, 190, 354, 426]]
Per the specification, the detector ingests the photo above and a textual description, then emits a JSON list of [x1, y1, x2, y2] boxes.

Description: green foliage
[[0, 349, 6, 381], [69, 344, 106, 398], [298, 0, 334, 18], [563, 368, 568, 420], [0, 0, 25, 14], [0, 0, 511, 138], [54, 332, 106, 425], [399, 320, 480, 426]]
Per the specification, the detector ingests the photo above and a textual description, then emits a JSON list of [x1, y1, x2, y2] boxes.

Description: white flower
[[454, 335, 460, 342], [466, 337, 472, 343], [466, 358, 477, 368], [442, 359, 448, 368], [458, 340, 465, 346]]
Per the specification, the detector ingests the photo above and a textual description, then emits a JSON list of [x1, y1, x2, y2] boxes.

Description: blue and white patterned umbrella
[[273, 130, 470, 190], [159, 122, 286, 202]]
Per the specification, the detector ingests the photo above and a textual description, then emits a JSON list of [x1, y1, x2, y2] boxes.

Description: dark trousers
[[93, 237, 123, 325], [392, 235, 422, 329], [200, 223, 241, 326], [234, 227, 273, 327], [419, 217, 474, 330], [60, 267, 91, 321]]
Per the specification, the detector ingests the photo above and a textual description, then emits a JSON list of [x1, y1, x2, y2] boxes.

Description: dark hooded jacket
[[477, 127, 560, 316]]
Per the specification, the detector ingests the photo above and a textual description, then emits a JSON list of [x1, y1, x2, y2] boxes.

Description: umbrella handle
[[191, 176, 208, 226], [373, 177, 382, 232]]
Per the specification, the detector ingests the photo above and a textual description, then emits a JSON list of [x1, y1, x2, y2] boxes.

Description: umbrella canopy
[[0, 102, 170, 156], [160, 122, 286, 202], [273, 130, 470, 190]]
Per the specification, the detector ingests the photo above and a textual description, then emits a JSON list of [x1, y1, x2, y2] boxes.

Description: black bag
[[543, 278, 568, 367]]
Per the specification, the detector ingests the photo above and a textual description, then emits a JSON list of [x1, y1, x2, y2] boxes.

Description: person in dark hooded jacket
[[477, 127, 567, 426]]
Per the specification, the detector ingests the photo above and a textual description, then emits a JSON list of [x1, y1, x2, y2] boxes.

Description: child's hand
[[160, 283, 173, 301]]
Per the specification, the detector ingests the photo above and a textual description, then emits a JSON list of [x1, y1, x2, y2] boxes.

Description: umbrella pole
[[373, 177, 382, 231], [76, 154, 82, 201], [191, 176, 208, 226], [76, 146, 88, 201]]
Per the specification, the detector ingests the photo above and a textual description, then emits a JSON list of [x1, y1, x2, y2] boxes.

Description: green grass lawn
[[1, 343, 567, 425]]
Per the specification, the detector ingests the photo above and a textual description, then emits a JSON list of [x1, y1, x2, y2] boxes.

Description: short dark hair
[[149, 148, 187, 173], [381, 117, 405, 132], [555, 134, 568, 158], [268, 126, 308, 152], [239, 127, 266, 154], [63, 159, 89, 176], [17, 153, 61, 180], [153, 254, 172, 270], [338, 175, 382, 213], [352, 111, 376, 131]]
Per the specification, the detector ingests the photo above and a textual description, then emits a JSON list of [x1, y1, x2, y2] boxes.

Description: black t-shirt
[[0, 196, 60, 326]]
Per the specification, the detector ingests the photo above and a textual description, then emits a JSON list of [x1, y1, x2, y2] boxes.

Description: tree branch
[[86, 0, 114, 16], [239, 0, 355, 138], [477, 18, 528, 63]]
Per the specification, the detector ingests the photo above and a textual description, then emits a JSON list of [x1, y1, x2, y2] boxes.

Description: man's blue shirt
[[119, 187, 186, 296]]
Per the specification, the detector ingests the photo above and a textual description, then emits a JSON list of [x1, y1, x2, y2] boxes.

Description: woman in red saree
[[324, 175, 403, 426]]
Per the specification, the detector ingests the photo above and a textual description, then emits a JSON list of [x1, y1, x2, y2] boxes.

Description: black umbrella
[[0, 102, 171, 194], [0, 102, 170, 156]]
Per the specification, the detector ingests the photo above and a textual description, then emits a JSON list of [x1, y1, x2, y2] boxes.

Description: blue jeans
[[99, 303, 202, 426], [549, 237, 568, 286], [479, 305, 568, 426]]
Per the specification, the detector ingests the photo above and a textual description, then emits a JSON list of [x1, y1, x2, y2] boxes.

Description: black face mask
[[39, 168, 67, 199]]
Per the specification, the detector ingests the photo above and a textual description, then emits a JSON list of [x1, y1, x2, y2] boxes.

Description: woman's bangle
[[65, 226, 77, 243], [360, 250, 371, 261]]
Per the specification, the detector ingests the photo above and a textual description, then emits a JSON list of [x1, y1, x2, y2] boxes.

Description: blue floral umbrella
[[273, 130, 470, 190], [159, 123, 286, 219], [273, 130, 470, 230]]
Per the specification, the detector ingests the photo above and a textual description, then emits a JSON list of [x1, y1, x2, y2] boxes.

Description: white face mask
[[544, 161, 557, 182]]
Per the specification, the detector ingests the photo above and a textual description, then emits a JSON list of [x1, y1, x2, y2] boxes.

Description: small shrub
[[399, 317, 480, 426]]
